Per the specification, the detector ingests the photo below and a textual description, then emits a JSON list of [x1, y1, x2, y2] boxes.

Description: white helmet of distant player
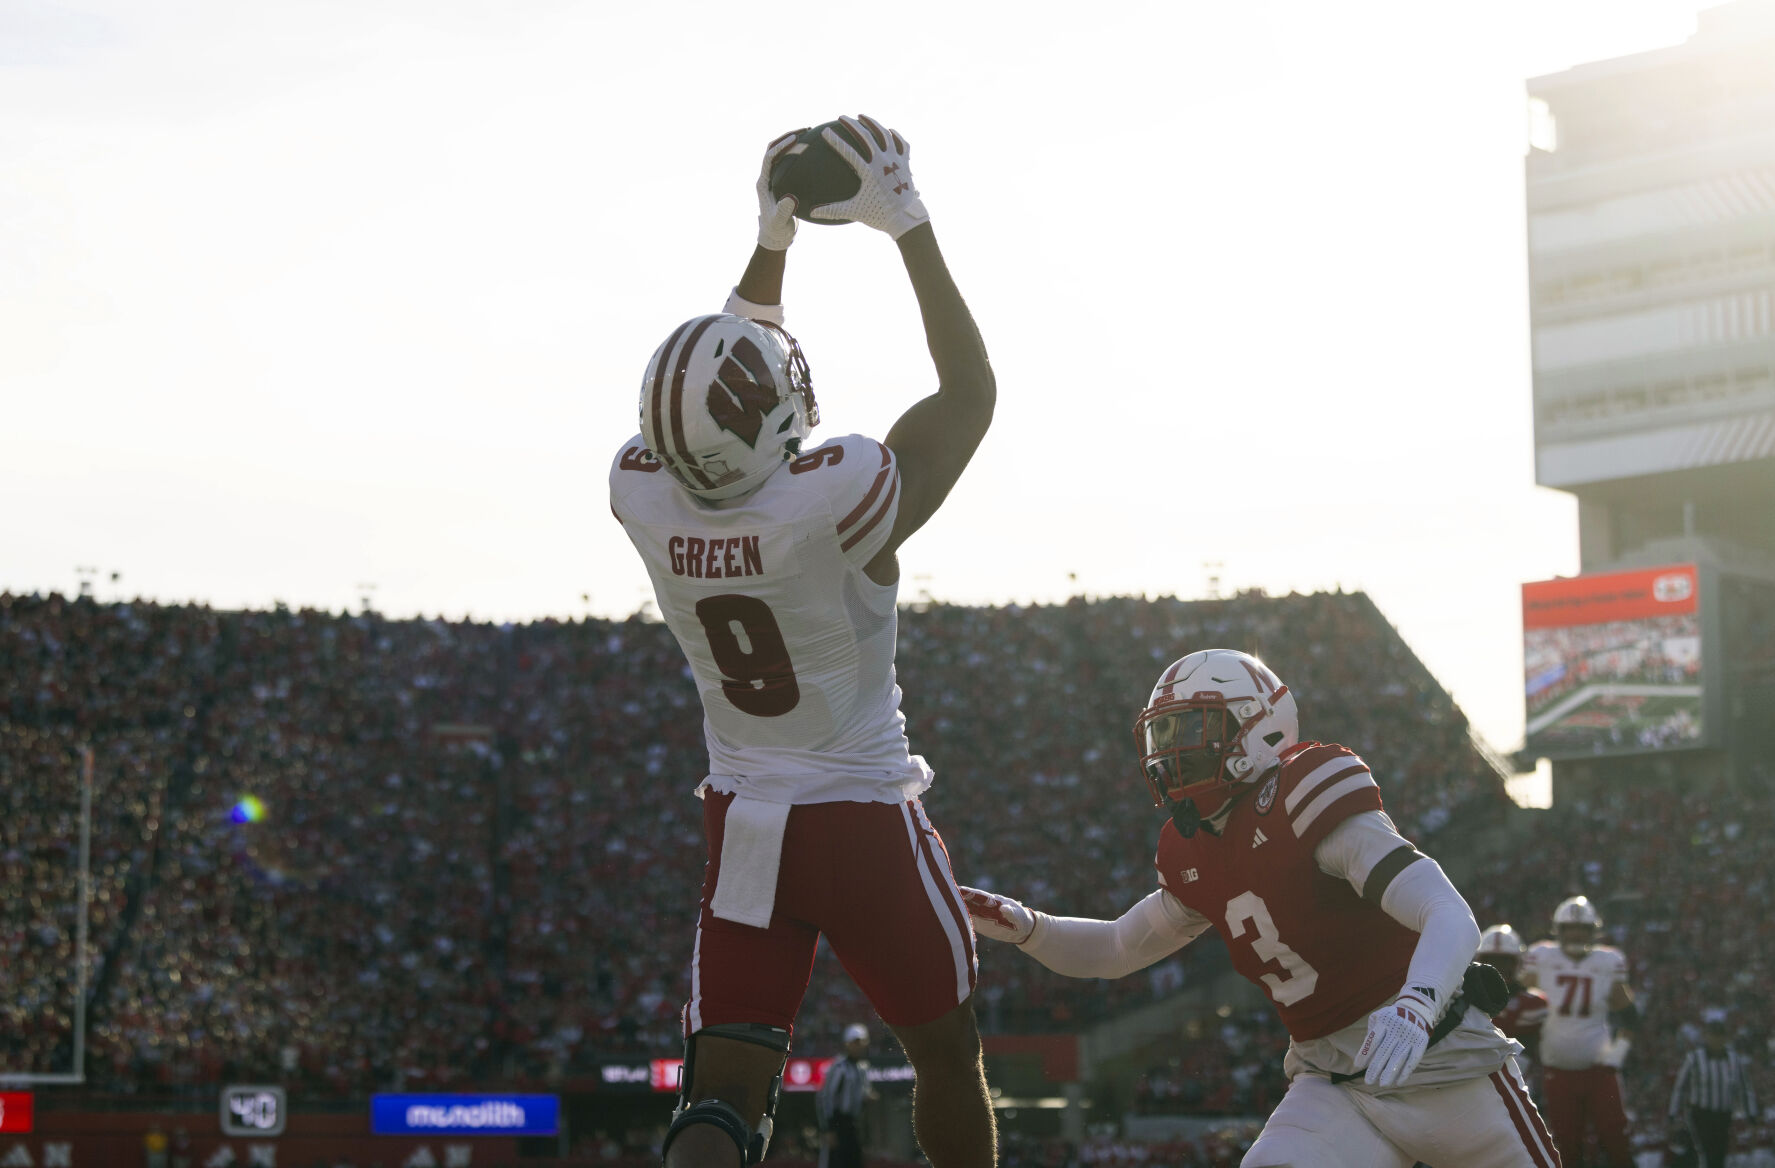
[[639, 314, 818, 500], [1553, 895, 1600, 958], [1134, 649, 1298, 836], [1475, 924, 1526, 981], [1478, 924, 1525, 959]]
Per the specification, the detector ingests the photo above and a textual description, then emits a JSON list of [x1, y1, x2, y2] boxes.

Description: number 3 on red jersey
[[1225, 890, 1321, 1005]]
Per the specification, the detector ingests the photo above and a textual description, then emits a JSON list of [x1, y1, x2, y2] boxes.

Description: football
[[768, 120, 868, 224]]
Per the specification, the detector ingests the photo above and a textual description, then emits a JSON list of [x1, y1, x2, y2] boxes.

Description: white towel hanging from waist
[[709, 796, 792, 928]]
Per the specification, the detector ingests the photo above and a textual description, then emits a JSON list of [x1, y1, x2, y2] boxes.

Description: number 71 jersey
[[609, 433, 932, 804], [1521, 941, 1627, 1069]]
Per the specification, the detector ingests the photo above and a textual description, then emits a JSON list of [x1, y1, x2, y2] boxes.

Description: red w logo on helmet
[[706, 337, 778, 448]]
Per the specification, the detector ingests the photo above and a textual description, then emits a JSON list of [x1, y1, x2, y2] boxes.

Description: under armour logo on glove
[[810, 114, 929, 239]]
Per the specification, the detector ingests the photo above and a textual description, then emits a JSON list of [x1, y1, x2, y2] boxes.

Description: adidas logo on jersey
[[1252, 828, 1268, 849]]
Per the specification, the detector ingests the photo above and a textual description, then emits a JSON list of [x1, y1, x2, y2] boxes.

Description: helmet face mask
[[1139, 700, 1263, 799], [638, 315, 819, 501], [1556, 922, 1597, 958], [1134, 650, 1299, 835], [1552, 896, 1600, 959]]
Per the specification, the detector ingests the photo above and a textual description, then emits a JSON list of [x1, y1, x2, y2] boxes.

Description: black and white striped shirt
[[818, 1056, 868, 1128], [1670, 1047, 1758, 1116]]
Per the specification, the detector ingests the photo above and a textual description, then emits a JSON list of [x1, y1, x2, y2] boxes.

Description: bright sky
[[0, 0, 1724, 789]]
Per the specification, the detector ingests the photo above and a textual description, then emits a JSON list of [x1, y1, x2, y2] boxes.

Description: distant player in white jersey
[[610, 117, 995, 1168], [1520, 896, 1637, 1167]]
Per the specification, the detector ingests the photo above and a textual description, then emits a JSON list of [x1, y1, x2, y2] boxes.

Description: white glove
[[1598, 1034, 1632, 1067], [1354, 988, 1437, 1088], [958, 886, 1036, 945], [756, 129, 803, 251], [809, 114, 930, 239]]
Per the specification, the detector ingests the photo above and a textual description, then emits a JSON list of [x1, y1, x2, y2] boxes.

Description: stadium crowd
[[2, 587, 1506, 1100], [1465, 775, 1775, 1159]]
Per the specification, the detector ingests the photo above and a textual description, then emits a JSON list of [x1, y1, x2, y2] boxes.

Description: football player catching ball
[[961, 650, 1562, 1168], [610, 116, 997, 1168]]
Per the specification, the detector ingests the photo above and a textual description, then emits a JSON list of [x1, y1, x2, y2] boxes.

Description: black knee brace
[[660, 1023, 791, 1165], [661, 1098, 755, 1164]]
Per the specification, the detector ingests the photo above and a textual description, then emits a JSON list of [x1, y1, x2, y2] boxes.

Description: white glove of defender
[[756, 129, 803, 251], [958, 886, 1036, 945], [1354, 988, 1437, 1088], [810, 114, 930, 239]]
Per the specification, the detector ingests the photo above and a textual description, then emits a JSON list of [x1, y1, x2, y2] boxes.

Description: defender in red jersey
[[1477, 924, 1549, 1071], [960, 650, 1561, 1168]]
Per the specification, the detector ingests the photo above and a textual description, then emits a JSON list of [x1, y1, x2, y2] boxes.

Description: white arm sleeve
[[1315, 811, 1480, 1011], [722, 287, 785, 324], [1019, 889, 1211, 980], [1384, 860, 1482, 1010]]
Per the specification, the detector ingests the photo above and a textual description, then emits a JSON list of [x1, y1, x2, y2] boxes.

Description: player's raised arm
[[726, 130, 805, 319], [812, 115, 996, 556], [959, 886, 1210, 980]]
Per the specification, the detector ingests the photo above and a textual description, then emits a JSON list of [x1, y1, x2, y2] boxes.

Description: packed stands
[[1464, 776, 1775, 1156], [1, 588, 1508, 1103]]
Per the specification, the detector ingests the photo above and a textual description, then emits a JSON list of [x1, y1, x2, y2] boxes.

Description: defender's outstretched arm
[[960, 887, 1209, 980]]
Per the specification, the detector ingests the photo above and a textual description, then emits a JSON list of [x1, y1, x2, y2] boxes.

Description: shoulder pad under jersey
[[786, 435, 901, 566], [1274, 742, 1382, 851]]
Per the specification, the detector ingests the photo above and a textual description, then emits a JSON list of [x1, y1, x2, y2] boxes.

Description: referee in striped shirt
[[818, 1023, 874, 1168], [1669, 1019, 1758, 1168]]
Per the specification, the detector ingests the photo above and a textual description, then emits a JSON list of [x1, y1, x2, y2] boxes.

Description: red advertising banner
[[649, 1057, 838, 1094], [1522, 564, 1698, 629], [0, 1093, 32, 1134]]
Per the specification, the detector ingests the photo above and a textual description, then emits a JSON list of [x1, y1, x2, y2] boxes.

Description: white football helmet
[[1134, 649, 1299, 835], [1477, 924, 1525, 959], [639, 314, 818, 500], [1553, 895, 1600, 958]]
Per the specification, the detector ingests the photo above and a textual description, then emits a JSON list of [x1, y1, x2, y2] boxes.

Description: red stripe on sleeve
[[840, 472, 899, 553], [837, 446, 894, 534]]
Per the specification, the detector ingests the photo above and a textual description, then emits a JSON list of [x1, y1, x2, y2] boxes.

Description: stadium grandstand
[[0, 585, 1581, 1166]]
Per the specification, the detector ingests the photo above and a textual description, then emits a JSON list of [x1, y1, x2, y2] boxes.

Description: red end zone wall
[[9, 1112, 519, 1166]]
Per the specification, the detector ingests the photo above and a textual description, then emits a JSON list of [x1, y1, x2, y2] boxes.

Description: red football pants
[[686, 792, 976, 1035], [1541, 1065, 1631, 1167]]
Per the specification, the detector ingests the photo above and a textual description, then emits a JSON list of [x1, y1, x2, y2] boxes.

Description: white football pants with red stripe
[[1243, 1060, 1560, 1168]]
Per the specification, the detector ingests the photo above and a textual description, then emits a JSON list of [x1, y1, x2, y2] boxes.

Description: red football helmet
[[1134, 649, 1298, 835]]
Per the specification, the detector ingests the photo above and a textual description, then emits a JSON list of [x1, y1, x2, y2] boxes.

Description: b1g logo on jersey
[[1255, 772, 1280, 815]]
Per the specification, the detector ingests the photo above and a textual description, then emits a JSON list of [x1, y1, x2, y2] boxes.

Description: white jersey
[[610, 432, 931, 805], [1521, 941, 1628, 1070]]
